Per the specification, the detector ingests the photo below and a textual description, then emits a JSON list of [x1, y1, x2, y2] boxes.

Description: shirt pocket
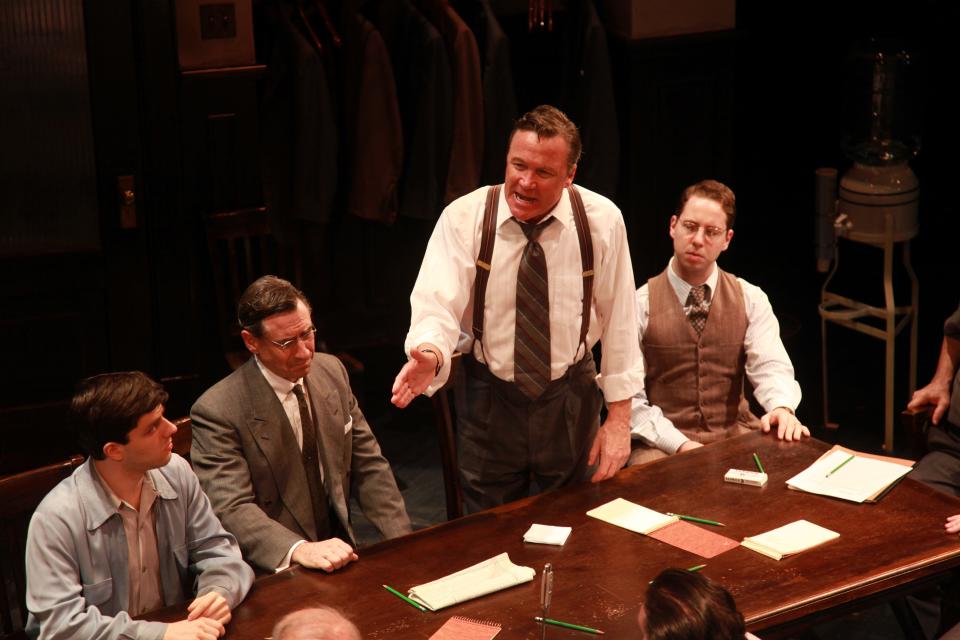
[[81, 578, 113, 606]]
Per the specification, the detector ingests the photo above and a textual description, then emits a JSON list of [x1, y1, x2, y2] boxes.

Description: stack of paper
[[741, 520, 839, 560], [523, 524, 572, 545], [786, 446, 913, 503], [586, 498, 678, 535], [408, 553, 535, 611]]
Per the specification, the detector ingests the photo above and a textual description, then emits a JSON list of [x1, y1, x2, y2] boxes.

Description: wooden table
[[152, 432, 960, 638]]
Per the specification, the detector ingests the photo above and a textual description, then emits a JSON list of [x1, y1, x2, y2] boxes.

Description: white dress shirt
[[254, 356, 324, 570], [405, 185, 642, 402], [630, 258, 802, 453]]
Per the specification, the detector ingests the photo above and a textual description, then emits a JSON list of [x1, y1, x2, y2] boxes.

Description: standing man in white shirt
[[392, 105, 643, 512], [629, 180, 808, 465]]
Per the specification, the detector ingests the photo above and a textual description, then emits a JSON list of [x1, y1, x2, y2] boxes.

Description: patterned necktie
[[292, 383, 331, 539], [686, 284, 710, 335], [514, 216, 555, 400]]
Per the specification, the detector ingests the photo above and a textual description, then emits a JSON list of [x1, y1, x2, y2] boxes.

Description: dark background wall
[[1, 0, 957, 473]]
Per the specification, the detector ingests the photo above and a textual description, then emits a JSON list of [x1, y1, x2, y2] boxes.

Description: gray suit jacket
[[191, 354, 411, 572]]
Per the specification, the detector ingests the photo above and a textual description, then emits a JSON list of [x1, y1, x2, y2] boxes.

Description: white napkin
[[408, 553, 535, 611], [523, 524, 572, 545]]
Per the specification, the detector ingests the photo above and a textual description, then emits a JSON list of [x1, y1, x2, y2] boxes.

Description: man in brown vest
[[629, 180, 809, 466]]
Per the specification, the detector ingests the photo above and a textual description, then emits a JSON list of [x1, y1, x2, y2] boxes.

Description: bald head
[[271, 607, 361, 640]]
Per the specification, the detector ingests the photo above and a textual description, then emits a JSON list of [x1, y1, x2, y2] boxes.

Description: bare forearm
[[932, 336, 960, 386]]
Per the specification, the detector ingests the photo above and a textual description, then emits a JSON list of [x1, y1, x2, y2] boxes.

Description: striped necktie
[[514, 216, 555, 400]]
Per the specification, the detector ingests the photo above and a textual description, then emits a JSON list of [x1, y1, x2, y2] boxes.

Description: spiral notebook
[[429, 616, 501, 639]]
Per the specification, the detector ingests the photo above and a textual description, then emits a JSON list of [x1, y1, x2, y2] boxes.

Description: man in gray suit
[[191, 276, 411, 574]]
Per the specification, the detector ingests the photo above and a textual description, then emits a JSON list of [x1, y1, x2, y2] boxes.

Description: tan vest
[[643, 268, 760, 443]]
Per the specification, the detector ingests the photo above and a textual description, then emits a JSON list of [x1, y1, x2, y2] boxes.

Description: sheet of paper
[[523, 524, 572, 545], [741, 519, 839, 560], [408, 553, 535, 611], [586, 498, 678, 535], [786, 448, 913, 503], [647, 520, 740, 558], [429, 616, 501, 640]]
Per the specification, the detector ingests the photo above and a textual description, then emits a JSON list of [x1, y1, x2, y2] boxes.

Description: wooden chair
[[0, 455, 85, 640], [203, 207, 364, 398], [901, 406, 934, 460], [204, 206, 299, 370], [431, 354, 463, 520]]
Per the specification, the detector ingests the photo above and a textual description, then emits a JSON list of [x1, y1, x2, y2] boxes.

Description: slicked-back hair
[[510, 104, 582, 171], [643, 568, 746, 640], [271, 606, 361, 640], [72, 372, 168, 460], [238, 275, 311, 336], [677, 179, 737, 229]]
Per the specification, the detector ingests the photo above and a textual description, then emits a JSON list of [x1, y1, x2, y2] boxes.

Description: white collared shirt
[[631, 258, 802, 453], [405, 184, 642, 401]]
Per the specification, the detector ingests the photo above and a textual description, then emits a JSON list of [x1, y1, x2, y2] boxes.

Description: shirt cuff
[[276, 540, 307, 572], [596, 368, 644, 403], [631, 422, 690, 455], [761, 396, 800, 415], [405, 332, 451, 396]]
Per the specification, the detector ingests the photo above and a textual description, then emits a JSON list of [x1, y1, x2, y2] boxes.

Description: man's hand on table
[[187, 591, 231, 626], [761, 407, 810, 441], [164, 618, 225, 640], [946, 514, 960, 534], [292, 538, 359, 573]]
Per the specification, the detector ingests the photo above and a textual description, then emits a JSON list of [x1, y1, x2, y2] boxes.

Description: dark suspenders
[[471, 185, 594, 356]]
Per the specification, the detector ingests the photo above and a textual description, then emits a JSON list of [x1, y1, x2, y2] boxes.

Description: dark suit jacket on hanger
[[190, 354, 411, 572]]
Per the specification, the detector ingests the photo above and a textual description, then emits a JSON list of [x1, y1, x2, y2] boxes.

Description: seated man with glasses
[[191, 275, 411, 574], [629, 180, 809, 465]]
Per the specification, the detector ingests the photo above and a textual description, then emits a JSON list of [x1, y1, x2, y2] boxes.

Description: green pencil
[[667, 512, 725, 527], [826, 454, 855, 478], [382, 584, 427, 612], [535, 616, 604, 635], [753, 452, 765, 474], [686, 564, 706, 572]]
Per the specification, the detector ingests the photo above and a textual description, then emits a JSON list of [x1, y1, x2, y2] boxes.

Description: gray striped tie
[[514, 217, 555, 400]]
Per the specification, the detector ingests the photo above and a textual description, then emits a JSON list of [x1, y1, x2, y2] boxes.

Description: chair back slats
[[204, 207, 301, 368]]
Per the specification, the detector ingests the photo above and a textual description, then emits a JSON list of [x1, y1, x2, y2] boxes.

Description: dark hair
[[237, 275, 311, 336], [72, 372, 168, 460], [677, 180, 737, 229], [642, 569, 746, 640], [510, 104, 582, 171]]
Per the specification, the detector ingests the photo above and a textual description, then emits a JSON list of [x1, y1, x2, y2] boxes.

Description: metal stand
[[819, 212, 919, 451]]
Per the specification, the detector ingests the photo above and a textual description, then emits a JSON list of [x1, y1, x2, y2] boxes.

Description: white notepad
[[741, 519, 839, 560], [586, 498, 678, 535], [407, 553, 535, 611], [786, 449, 913, 503]]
